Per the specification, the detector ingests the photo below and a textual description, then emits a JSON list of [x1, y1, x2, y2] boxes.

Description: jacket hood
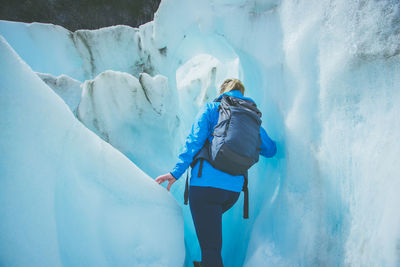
[[216, 90, 255, 103]]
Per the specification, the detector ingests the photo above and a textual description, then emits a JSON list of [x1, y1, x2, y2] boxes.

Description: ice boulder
[[71, 24, 160, 79], [77, 70, 182, 178], [0, 36, 185, 267], [38, 72, 82, 115]]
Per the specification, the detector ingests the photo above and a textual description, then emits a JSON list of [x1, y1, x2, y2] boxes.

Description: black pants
[[189, 186, 240, 267]]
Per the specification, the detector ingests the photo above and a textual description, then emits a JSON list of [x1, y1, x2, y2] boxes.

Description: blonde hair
[[219, 78, 245, 95]]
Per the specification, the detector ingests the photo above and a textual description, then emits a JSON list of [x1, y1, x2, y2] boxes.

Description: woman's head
[[219, 78, 245, 95]]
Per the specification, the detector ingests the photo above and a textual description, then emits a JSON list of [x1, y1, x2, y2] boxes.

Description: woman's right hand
[[155, 173, 177, 191]]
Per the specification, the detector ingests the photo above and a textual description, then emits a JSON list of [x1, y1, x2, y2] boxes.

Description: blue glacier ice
[[1, 0, 400, 266], [0, 36, 184, 266]]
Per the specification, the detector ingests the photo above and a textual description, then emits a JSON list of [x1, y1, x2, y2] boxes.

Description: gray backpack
[[184, 94, 262, 218]]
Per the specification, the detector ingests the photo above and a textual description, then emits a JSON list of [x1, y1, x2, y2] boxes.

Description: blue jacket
[[171, 90, 277, 192]]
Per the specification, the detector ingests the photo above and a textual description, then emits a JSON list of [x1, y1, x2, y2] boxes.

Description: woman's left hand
[[155, 173, 177, 191]]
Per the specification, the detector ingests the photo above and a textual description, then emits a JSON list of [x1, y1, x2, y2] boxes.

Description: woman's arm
[[259, 126, 277, 158], [170, 104, 213, 179], [156, 104, 213, 190]]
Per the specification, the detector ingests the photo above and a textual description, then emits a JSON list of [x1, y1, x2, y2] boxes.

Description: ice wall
[[0, 36, 185, 266], [154, 0, 400, 266], [0, 19, 183, 179], [311, 1, 400, 265], [0, 20, 164, 82]]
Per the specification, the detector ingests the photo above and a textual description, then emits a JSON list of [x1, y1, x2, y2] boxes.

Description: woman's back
[[170, 89, 277, 192]]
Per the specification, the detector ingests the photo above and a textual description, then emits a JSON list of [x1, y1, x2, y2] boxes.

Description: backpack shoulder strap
[[184, 171, 189, 205], [213, 94, 231, 103]]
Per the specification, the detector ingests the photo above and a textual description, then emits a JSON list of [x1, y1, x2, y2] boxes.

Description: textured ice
[[77, 70, 182, 177], [71, 24, 160, 79], [38, 72, 82, 115], [0, 21, 163, 82], [1, 0, 400, 266], [176, 54, 240, 125], [0, 36, 184, 267]]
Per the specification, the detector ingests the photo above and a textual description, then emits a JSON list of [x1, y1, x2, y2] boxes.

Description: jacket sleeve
[[170, 104, 212, 179], [260, 126, 277, 158]]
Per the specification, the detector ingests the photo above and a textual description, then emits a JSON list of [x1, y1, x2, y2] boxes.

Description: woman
[[156, 79, 277, 267]]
